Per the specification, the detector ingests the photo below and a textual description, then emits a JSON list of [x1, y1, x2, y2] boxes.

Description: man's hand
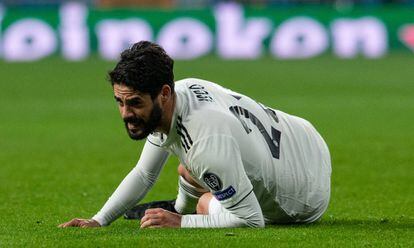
[[58, 218, 101, 228], [140, 208, 182, 228]]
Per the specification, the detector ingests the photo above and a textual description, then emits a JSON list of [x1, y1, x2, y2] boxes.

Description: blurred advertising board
[[0, 2, 413, 61]]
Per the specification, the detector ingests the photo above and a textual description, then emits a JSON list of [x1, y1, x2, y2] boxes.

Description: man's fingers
[[141, 209, 162, 224], [61, 219, 77, 227], [140, 208, 182, 228], [58, 222, 70, 228], [141, 215, 149, 224], [80, 222, 92, 228], [141, 213, 160, 223], [79, 221, 89, 228], [58, 218, 87, 228], [141, 218, 161, 228], [78, 219, 100, 228], [144, 208, 163, 215], [140, 218, 151, 228], [140, 213, 162, 228]]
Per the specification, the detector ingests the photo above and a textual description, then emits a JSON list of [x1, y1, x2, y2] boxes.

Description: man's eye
[[115, 100, 124, 106], [128, 100, 141, 106]]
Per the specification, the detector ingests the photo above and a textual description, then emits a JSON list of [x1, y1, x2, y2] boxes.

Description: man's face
[[113, 84, 162, 140]]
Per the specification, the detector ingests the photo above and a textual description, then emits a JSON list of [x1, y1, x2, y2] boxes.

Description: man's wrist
[[178, 214, 183, 228], [91, 216, 106, 226], [180, 214, 192, 228]]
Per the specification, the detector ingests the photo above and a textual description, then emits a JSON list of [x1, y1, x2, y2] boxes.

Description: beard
[[123, 101, 163, 140]]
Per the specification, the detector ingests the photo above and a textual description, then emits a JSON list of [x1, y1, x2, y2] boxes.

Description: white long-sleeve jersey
[[93, 78, 331, 228]]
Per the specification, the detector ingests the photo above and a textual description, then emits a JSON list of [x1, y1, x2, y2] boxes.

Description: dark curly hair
[[108, 41, 174, 99]]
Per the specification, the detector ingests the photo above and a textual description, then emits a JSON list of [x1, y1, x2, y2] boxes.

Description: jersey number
[[229, 104, 281, 159]]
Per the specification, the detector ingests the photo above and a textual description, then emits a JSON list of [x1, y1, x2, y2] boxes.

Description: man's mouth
[[127, 122, 141, 131]]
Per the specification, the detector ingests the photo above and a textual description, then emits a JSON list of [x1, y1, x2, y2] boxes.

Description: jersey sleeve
[[181, 191, 263, 228], [183, 135, 264, 228], [146, 132, 164, 147], [92, 140, 169, 226]]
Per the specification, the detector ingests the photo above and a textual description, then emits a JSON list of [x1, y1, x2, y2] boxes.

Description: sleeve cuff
[[92, 214, 108, 227]]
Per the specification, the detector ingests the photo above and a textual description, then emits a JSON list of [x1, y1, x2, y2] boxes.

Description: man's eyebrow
[[114, 95, 143, 104], [126, 97, 142, 104]]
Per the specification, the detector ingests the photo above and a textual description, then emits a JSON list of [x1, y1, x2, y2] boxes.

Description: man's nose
[[121, 106, 134, 119]]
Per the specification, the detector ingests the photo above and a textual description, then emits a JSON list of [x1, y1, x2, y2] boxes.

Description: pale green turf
[[0, 54, 413, 247]]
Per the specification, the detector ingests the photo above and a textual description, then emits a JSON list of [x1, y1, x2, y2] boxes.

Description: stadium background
[[0, 0, 413, 246]]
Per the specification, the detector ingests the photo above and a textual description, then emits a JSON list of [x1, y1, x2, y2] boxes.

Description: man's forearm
[[92, 167, 158, 226], [92, 141, 169, 226]]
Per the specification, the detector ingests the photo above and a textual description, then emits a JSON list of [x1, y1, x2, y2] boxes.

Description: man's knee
[[177, 164, 187, 178], [177, 164, 202, 188], [196, 193, 213, 215]]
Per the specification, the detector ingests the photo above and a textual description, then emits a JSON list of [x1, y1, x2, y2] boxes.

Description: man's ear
[[160, 85, 172, 103]]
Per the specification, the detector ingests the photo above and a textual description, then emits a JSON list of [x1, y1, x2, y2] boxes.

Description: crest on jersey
[[203, 173, 222, 191]]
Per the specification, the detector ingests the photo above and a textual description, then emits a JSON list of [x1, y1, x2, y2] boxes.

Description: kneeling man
[[59, 41, 331, 228]]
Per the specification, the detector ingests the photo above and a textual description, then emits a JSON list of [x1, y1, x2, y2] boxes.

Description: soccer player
[[59, 41, 331, 228]]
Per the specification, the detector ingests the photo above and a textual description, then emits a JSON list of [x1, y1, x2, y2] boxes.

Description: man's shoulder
[[175, 78, 228, 126], [175, 77, 212, 86], [174, 78, 221, 95], [178, 107, 237, 141]]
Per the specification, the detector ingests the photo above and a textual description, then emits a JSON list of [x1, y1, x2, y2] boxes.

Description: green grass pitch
[[0, 54, 413, 247]]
